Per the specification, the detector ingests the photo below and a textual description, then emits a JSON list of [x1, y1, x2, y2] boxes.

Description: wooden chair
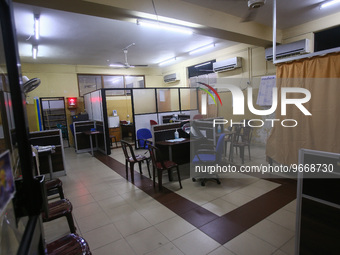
[[46, 233, 92, 255], [121, 140, 151, 183], [42, 198, 77, 233], [147, 144, 182, 190]]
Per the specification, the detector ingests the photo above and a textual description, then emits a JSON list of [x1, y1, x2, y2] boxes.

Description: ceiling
[[12, 0, 340, 67]]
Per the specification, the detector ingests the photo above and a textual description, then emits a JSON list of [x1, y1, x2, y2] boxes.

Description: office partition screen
[[133, 89, 156, 114], [89, 87, 199, 153]]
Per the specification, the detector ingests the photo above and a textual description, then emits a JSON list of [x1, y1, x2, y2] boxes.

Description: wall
[[21, 63, 164, 134], [106, 96, 132, 123]]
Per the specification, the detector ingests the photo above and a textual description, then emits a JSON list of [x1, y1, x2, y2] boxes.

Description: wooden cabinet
[[109, 127, 121, 142]]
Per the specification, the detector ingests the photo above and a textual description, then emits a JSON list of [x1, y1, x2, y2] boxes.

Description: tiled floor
[[44, 145, 297, 255]]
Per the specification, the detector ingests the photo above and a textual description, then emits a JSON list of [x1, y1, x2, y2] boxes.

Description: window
[[314, 25, 340, 52], [78, 75, 101, 96], [187, 60, 216, 79], [77, 74, 145, 96]]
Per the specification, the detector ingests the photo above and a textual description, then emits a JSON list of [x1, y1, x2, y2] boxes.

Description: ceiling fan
[[109, 43, 148, 69], [242, 0, 266, 22], [214, 0, 266, 22]]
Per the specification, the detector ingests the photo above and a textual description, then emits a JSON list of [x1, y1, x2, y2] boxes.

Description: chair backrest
[[147, 144, 167, 169], [193, 114, 204, 119], [215, 133, 226, 162], [150, 120, 158, 126], [121, 140, 137, 161], [137, 128, 152, 148], [241, 126, 252, 143]]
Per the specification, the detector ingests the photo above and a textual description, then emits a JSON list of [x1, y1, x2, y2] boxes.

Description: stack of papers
[[166, 138, 186, 142]]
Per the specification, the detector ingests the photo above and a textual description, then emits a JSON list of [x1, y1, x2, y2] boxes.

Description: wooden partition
[[30, 129, 66, 177]]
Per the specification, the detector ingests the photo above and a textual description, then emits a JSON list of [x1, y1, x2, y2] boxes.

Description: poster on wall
[[0, 150, 15, 215], [256, 75, 276, 106]]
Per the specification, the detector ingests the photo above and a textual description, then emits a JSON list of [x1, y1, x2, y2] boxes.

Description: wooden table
[[82, 130, 102, 156]]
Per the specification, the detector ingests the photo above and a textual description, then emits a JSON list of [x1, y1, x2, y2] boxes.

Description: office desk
[[121, 124, 135, 140], [156, 138, 190, 161], [82, 130, 102, 156]]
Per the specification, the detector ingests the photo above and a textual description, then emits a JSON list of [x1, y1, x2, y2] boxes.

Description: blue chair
[[192, 133, 226, 186], [137, 128, 152, 148]]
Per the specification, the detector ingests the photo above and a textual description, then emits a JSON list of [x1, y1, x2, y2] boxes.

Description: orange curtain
[[266, 52, 340, 165]]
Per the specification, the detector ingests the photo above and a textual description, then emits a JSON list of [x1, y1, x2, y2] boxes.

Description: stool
[[45, 178, 64, 199], [46, 233, 91, 255], [42, 199, 76, 233], [110, 135, 118, 148]]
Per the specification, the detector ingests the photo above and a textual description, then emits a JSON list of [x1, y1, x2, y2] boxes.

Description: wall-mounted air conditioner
[[213, 57, 242, 73], [163, 73, 180, 83], [265, 39, 311, 61]]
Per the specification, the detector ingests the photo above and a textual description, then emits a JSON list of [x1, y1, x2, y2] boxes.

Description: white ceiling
[[182, 0, 340, 30], [13, 0, 340, 67]]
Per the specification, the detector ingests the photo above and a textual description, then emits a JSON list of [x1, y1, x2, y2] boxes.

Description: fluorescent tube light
[[194, 62, 211, 68], [320, 0, 340, 8], [137, 19, 192, 35], [109, 64, 125, 68], [159, 57, 176, 66], [34, 14, 40, 40], [32, 45, 38, 59], [189, 44, 215, 55]]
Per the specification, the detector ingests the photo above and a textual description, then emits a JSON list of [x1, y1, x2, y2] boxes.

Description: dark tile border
[[95, 152, 296, 244]]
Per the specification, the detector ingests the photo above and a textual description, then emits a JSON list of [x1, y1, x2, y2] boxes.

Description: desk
[[156, 138, 190, 162], [82, 130, 101, 156], [121, 124, 135, 140]]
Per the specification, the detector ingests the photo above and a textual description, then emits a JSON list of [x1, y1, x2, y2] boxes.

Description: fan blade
[[241, 8, 258, 22], [23, 78, 41, 93]]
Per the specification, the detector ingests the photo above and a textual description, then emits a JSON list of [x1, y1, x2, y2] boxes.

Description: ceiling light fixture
[[189, 44, 215, 55], [109, 64, 125, 68], [320, 0, 340, 8], [159, 57, 176, 66], [34, 14, 40, 40], [32, 45, 38, 59], [137, 19, 193, 35], [194, 62, 212, 68]]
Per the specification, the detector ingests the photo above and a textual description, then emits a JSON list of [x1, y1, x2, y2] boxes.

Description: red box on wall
[[67, 97, 77, 109]]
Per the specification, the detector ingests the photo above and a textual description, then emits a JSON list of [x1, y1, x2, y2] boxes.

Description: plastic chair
[[46, 233, 92, 255], [232, 126, 252, 164], [193, 114, 204, 120], [137, 128, 152, 148], [192, 133, 226, 186], [148, 144, 182, 190], [42, 197, 76, 233], [150, 120, 158, 126], [121, 140, 151, 183], [45, 178, 65, 199]]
